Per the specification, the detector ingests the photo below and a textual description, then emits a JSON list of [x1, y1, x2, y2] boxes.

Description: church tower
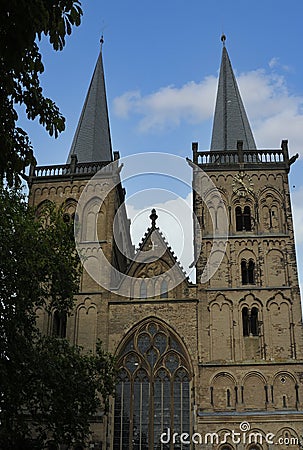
[[28, 37, 303, 449], [191, 36, 303, 448], [28, 39, 132, 374]]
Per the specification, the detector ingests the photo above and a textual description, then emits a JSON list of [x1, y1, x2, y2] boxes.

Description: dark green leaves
[[0, 1, 83, 186], [0, 188, 116, 448]]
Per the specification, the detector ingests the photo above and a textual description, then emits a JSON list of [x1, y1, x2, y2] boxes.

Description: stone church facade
[[28, 38, 303, 449]]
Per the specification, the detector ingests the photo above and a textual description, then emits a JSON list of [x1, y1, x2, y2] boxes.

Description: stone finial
[[221, 34, 226, 45], [70, 154, 78, 173], [150, 209, 158, 228]]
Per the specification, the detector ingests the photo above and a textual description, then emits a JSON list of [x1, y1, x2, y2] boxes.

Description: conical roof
[[66, 43, 113, 163], [210, 42, 256, 151]]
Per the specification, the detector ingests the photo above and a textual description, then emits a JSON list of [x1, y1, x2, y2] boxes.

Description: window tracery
[[113, 321, 191, 449]]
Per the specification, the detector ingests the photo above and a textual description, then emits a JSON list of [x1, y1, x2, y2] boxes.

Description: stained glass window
[[113, 321, 192, 449]]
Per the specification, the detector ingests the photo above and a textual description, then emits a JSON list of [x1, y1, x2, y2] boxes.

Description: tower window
[[242, 306, 259, 337], [248, 259, 255, 284], [236, 206, 242, 231], [243, 206, 252, 231], [235, 206, 252, 231], [241, 259, 255, 285], [250, 307, 259, 336], [227, 389, 231, 407], [242, 307, 249, 336]]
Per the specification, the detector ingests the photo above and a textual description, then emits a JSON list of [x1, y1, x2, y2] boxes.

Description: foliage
[[0, 188, 116, 449], [0, 1, 83, 186]]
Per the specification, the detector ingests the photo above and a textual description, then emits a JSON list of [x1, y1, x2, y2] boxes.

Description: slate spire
[[67, 37, 113, 163], [210, 37, 256, 151]]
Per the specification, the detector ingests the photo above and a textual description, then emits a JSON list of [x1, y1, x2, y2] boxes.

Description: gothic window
[[140, 280, 147, 299], [241, 259, 255, 285], [113, 321, 191, 450], [52, 310, 67, 338], [242, 307, 259, 337], [235, 206, 252, 231], [160, 280, 168, 299]]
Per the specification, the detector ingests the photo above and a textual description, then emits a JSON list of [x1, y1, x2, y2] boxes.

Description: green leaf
[[0, 1, 82, 187]]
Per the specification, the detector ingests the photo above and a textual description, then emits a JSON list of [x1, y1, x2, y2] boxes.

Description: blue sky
[[22, 0, 303, 289]]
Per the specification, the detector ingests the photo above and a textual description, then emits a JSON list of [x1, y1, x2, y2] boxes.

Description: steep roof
[[210, 39, 257, 151], [66, 41, 113, 163]]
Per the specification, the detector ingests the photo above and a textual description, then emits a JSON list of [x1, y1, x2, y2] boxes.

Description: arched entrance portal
[[113, 319, 192, 449]]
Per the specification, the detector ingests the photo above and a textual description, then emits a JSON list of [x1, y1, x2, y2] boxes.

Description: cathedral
[[28, 36, 303, 449]]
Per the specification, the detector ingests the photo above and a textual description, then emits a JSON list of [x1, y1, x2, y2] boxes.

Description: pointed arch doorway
[[112, 319, 193, 450]]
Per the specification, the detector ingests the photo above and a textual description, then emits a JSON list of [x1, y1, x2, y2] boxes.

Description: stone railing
[[191, 140, 295, 169], [33, 164, 70, 178], [29, 154, 115, 181]]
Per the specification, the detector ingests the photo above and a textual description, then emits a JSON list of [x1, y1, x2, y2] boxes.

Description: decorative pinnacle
[[100, 35, 104, 47], [150, 208, 158, 228], [221, 34, 226, 46]]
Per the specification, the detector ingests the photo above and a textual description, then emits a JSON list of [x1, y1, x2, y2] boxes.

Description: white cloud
[[113, 64, 303, 156], [236, 70, 303, 154], [268, 56, 291, 72], [126, 193, 195, 279], [269, 57, 279, 69], [113, 76, 217, 132], [113, 90, 141, 118]]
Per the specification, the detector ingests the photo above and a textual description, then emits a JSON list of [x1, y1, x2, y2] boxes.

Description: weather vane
[[100, 21, 107, 48]]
